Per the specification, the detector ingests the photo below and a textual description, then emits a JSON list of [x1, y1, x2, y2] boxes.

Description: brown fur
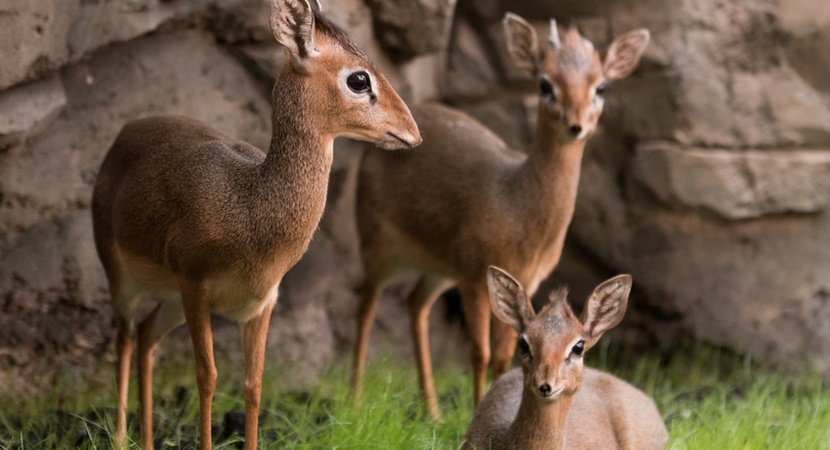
[[92, 1, 420, 449], [461, 268, 668, 450], [351, 12, 650, 419]]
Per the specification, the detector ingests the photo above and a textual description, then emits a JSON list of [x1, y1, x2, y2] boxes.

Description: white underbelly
[[116, 247, 279, 323], [206, 274, 279, 322]]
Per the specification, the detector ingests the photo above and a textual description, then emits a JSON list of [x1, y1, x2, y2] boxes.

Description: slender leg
[[240, 302, 274, 450], [137, 300, 186, 450], [115, 317, 134, 449], [459, 283, 492, 405], [490, 317, 518, 381], [179, 278, 216, 450], [408, 275, 452, 421], [352, 280, 381, 403]]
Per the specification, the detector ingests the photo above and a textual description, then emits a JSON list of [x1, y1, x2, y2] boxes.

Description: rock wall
[[442, 0, 830, 377], [1, 0, 829, 390]]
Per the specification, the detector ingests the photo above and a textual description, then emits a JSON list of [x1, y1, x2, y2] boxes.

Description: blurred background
[[1, 0, 828, 393]]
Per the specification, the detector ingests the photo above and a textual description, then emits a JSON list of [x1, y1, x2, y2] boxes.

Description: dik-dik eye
[[539, 78, 556, 101], [518, 335, 532, 357], [571, 340, 585, 357], [595, 82, 608, 96], [347, 71, 371, 93]]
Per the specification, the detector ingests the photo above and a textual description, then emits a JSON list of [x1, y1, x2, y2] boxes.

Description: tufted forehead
[[526, 288, 583, 341], [543, 27, 602, 80]]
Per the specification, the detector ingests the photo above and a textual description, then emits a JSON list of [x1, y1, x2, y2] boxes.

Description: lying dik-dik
[[462, 267, 668, 449], [352, 13, 649, 418], [91, 0, 420, 448]]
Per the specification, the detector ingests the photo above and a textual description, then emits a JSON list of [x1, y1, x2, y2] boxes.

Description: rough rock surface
[[633, 143, 830, 220], [2, 0, 830, 393], [365, 0, 458, 61]]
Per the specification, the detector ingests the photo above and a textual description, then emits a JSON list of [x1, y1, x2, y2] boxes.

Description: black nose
[[569, 124, 582, 136], [539, 383, 552, 396]]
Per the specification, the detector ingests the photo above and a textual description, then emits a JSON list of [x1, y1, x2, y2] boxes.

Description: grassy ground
[[0, 342, 828, 449]]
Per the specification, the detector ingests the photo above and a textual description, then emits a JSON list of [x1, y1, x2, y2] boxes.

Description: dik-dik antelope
[[91, 0, 420, 448], [351, 13, 649, 418], [462, 267, 668, 449]]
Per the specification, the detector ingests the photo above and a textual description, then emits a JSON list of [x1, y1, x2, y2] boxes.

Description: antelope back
[[503, 13, 650, 141]]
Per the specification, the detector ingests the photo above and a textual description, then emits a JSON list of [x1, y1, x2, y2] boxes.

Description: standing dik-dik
[[91, 0, 420, 448], [462, 267, 668, 449], [351, 12, 649, 418]]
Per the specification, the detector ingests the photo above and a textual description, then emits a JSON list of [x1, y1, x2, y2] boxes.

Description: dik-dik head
[[487, 267, 631, 402], [502, 13, 650, 142], [270, 0, 421, 149]]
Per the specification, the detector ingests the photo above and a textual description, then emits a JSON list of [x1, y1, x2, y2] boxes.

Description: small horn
[[549, 18, 561, 49]]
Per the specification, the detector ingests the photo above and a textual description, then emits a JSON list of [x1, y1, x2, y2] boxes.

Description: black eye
[[539, 78, 556, 101], [518, 335, 531, 357], [595, 82, 608, 96], [571, 340, 585, 357], [347, 71, 371, 93]]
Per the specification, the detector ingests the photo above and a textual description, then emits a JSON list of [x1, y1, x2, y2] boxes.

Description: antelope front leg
[[137, 301, 187, 450], [352, 282, 381, 403], [114, 317, 134, 449], [408, 275, 452, 420], [137, 304, 162, 450], [240, 302, 274, 450], [460, 285, 492, 405], [490, 317, 518, 380], [180, 278, 217, 450]]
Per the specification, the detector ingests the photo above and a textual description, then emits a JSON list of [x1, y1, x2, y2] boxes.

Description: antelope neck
[[508, 387, 573, 449], [235, 74, 335, 261], [264, 75, 334, 173], [261, 75, 334, 203], [519, 116, 587, 203], [508, 114, 588, 262]]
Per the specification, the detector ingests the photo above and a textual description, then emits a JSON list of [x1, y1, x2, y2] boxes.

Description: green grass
[[0, 343, 828, 449], [637, 347, 830, 449]]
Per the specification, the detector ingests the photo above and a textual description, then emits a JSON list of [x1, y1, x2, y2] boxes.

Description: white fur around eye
[[338, 67, 374, 100], [591, 81, 606, 105], [564, 337, 585, 360]]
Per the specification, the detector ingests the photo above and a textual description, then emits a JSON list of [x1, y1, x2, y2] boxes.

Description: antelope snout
[[536, 381, 562, 400], [411, 130, 423, 147], [380, 129, 421, 150], [399, 109, 423, 148], [564, 105, 592, 141], [402, 118, 423, 148], [381, 113, 422, 149], [395, 127, 422, 148]]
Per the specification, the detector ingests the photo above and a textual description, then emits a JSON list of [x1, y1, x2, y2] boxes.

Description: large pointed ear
[[270, 0, 319, 71], [603, 29, 649, 81], [580, 274, 631, 350], [487, 266, 535, 333], [502, 12, 541, 75]]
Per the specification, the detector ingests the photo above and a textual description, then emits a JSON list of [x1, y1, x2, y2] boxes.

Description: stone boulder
[[364, 0, 458, 61], [633, 143, 830, 220]]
